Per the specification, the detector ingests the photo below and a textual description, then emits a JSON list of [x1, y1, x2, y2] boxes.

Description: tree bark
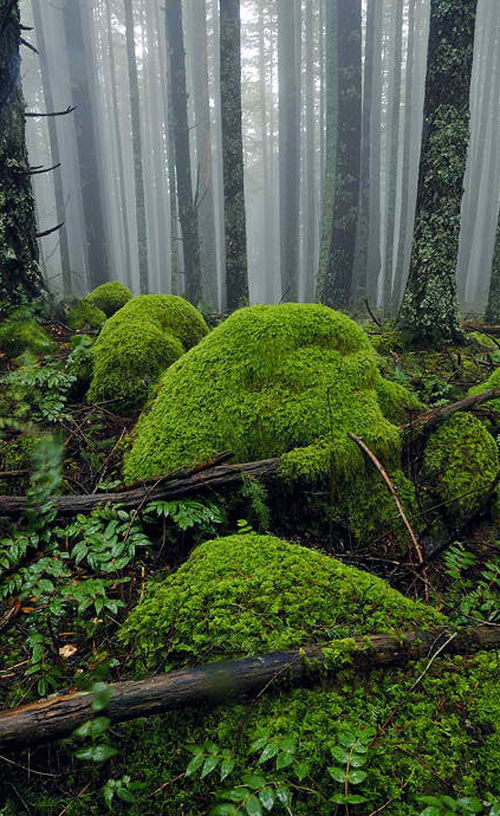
[[220, 0, 249, 311], [398, 0, 478, 346], [1, 625, 498, 749], [486, 205, 500, 324], [0, 0, 45, 305], [165, 0, 202, 305]]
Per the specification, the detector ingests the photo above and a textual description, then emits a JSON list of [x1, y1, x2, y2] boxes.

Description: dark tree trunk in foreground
[[486, 206, 500, 323], [320, 0, 362, 309], [62, 0, 108, 290], [220, 0, 248, 311], [1, 625, 499, 749], [124, 0, 148, 294], [278, 0, 301, 302], [0, 0, 45, 304], [398, 0, 478, 346], [31, 0, 71, 296], [165, 0, 202, 305]]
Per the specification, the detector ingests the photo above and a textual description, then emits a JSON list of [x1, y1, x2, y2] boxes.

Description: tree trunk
[[365, 0, 384, 305], [62, 0, 109, 291], [165, 0, 202, 305], [1, 625, 499, 749], [320, 0, 362, 309], [486, 205, 500, 323], [398, 0, 478, 347], [31, 0, 71, 296], [220, 0, 249, 311], [303, 0, 317, 302], [0, 0, 45, 304]]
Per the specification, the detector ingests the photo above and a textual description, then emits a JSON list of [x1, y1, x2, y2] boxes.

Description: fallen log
[[0, 458, 279, 517], [403, 387, 500, 436], [0, 625, 499, 749]]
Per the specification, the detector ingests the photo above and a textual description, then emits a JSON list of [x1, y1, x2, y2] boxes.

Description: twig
[[152, 772, 185, 797], [20, 36, 37, 53], [18, 162, 61, 177], [367, 774, 413, 816], [57, 784, 89, 816], [365, 298, 382, 327], [26, 105, 75, 118], [36, 222, 65, 238]]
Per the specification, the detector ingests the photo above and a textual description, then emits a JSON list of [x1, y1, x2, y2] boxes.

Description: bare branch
[[25, 105, 76, 118], [35, 222, 65, 239]]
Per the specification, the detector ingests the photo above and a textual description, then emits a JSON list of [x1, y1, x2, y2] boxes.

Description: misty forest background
[[22, 0, 500, 321]]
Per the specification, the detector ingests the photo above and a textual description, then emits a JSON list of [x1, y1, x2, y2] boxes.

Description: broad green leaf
[[279, 736, 296, 753], [331, 794, 349, 805], [347, 769, 367, 785], [103, 788, 114, 809], [349, 753, 367, 767], [223, 789, 248, 804], [457, 799, 483, 814], [201, 756, 219, 778], [276, 751, 294, 770], [419, 808, 442, 816], [205, 741, 220, 754], [185, 754, 204, 777], [346, 794, 368, 804], [245, 796, 262, 816], [259, 788, 274, 812], [220, 758, 235, 782], [295, 762, 309, 781], [276, 787, 291, 806], [75, 744, 118, 763], [210, 805, 237, 816], [328, 767, 346, 784], [73, 717, 110, 739], [338, 731, 357, 748], [259, 743, 279, 764], [438, 796, 458, 810], [330, 746, 349, 764], [117, 788, 135, 803], [250, 737, 268, 753], [242, 775, 267, 789]]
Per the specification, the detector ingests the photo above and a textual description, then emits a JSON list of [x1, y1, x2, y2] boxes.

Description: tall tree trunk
[[486, 203, 500, 324], [398, 0, 478, 346], [62, 0, 108, 290], [365, 0, 384, 305], [278, 0, 301, 302], [316, 0, 337, 302], [188, 0, 218, 309], [31, 0, 71, 296], [220, 0, 249, 311], [392, 0, 417, 315], [320, 0, 362, 309], [165, 0, 202, 305], [124, 0, 148, 294], [0, 0, 44, 305], [303, 0, 316, 302], [382, 0, 404, 316], [104, 0, 132, 290], [352, 0, 376, 304]]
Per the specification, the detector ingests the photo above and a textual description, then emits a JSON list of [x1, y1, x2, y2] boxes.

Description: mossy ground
[[87, 294, 209, 412], [66, 298, 107, 332], [86, 282, 133, 317]]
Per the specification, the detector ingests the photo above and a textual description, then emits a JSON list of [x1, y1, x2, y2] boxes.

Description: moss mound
[[66, 299, 106, 332], [423, 412, 499, 521], [0, 311, 52, 357], [124, 304, 418, 484], [87, 294, 209, 412], [120, 534, 443, 673], [86, 281, 133, 317]]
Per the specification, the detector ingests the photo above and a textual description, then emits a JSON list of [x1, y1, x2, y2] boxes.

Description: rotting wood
[[0, 625, 498, 749], [403, 387, 500, 436]]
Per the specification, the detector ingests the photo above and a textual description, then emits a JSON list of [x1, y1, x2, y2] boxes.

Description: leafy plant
[[145, 498, 224, 533], [327, 725, 375, 809], [102, 775, 144, 810], [185, 742, 236, 782], [72, 683, 118, 764], [211, 774, 291, 816], [444, 543, 500, 625], [3, 359, 76, 423], [418, 794, 500, 815]]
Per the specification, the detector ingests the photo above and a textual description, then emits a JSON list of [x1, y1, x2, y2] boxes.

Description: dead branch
[[19, 36, 38, 54], [0, 458, 279, 517], [35, 222, 65, 239], [17, 162, 61, 177], [405, 387, 500, 436], [0, 626, 498, 749], [25, 105, 75, 118]]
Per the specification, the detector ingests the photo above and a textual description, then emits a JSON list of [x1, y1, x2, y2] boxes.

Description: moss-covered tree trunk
[[0, 0, 45, 305], [318, 0, 362, 309], [165, 0, 202, 306], [486, 206, 500, 324], [220, 0, 249, 311], [398, 0, 478, 346]]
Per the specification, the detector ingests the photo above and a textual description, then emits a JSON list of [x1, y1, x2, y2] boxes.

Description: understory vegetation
[[2, 295, 500, 815]]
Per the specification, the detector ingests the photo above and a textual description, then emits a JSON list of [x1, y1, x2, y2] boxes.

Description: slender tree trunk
[[62, 0, 109, 290], [124, 0, 148, 294], [258, 0, 274, 303], [31, 0, 71, 296], [220, 0, 249, 311], [189, 0, 218, 309], [0, 0, 44, 304], [366, 0, 384, 305], [392, 0, 417, 314], [320, 0, 362, 309], [486, 203, 500, 324], [278, 0, 301, 302], [104, 0, 132, 290], [398, 0, 478, 346], [303, 0, 316, 302], [382, 0, 404, 316], [165, 0, 202, 305]]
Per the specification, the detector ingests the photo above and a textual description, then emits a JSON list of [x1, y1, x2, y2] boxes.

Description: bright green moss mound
[[0, 311, 52, 357], [424, 412, 499, 521], [124, 304, 417, 483], [86, 281, 133, 317], [120, 534, 444, 673], [66, 299, 106, 332], [87, 294, 209, 412]]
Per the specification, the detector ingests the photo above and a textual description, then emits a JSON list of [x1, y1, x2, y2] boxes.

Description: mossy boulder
[[66, 299, 106, 332], [87, 294, 209, 412], [0, 310, 52, 357], [86, 281, 133, 317], [124, 304, 418, 486], [109, 536, 500, 816], [120, 534, 443, 673], [423, 412, 499, 522]]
